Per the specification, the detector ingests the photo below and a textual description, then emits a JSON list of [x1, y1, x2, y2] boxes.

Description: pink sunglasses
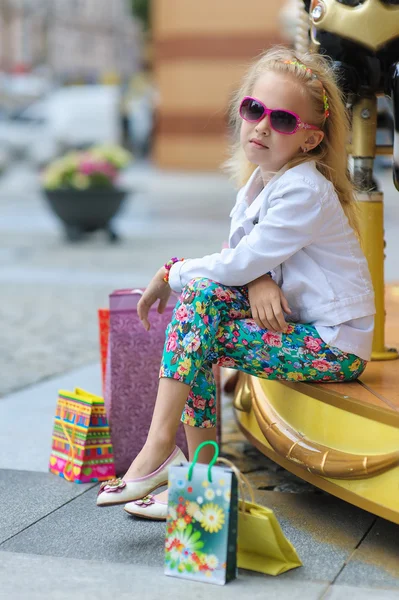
[[239, 96, 319, 135]]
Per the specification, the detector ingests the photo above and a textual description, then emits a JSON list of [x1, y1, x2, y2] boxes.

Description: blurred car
[[47, 85, 122, 150], [0, 85, 123, 167], [0, 99, 57, 166]]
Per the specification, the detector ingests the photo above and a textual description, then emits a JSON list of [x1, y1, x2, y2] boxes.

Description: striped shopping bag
[[49, 387, 115, 483]]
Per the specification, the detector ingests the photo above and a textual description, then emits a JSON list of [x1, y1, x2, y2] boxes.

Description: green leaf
[[191, 530, 201, 542]]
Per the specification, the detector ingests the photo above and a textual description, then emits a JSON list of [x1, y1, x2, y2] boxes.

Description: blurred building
[[152, 0, 290, 171], [0, 0, 142, 81]]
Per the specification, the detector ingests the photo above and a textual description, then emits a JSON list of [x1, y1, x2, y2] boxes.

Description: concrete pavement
[[1, 160, 398, 598]]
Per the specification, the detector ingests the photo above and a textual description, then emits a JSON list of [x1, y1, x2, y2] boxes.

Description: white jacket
[[169, 161, 375, 329]]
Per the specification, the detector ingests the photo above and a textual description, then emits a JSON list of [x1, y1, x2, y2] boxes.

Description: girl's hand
[[248, 274, 291, 333], [137, 268, 172, 331]]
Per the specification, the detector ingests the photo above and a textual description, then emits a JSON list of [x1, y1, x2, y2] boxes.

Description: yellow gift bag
[[218, 458, 302, 576]]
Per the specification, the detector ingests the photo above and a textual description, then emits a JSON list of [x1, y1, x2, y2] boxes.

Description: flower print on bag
[[200, 503, 225, 533]]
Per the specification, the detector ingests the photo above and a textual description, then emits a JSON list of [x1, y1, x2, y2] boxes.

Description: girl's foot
[[123, 441, 176, 481], [124, 489, 169, 520], [153, 489, 168, 503], [96, 446, 184, 507]]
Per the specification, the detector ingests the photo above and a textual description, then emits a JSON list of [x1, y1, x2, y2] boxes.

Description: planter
[[43, 187, 127, 242]]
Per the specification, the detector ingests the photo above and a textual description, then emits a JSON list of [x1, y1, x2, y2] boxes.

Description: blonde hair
[[225, 46, 360, 237]]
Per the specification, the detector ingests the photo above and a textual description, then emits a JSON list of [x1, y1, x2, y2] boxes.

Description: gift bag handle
[[217, 456, 255, 510], [60, 406, 78, 482], [188, 440, 219, 482]]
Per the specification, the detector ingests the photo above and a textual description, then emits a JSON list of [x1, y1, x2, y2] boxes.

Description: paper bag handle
[[188, 440, 219, 482], [60, 405, 77, 482], [216, 456, 255, 509]]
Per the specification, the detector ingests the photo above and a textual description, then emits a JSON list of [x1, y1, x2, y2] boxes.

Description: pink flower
[[217, 356, 236, 367], [166, 331, 179, 352], [312, 359, 331, 372], [99, 478, 126, 494], [175, 304, 188, 322], [193, 396, 206, 410], [133, 495, 155, 507], [185, 407, 195, 419], [214, 288, 233, 302], [304, 336, 323, 353], [79, 158, 117, 180], [262, 332, 282, 347], [263, 367, 274, 374]]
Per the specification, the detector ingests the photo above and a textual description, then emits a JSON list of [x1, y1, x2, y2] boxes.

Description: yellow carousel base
[[234, 285, 399, 525]]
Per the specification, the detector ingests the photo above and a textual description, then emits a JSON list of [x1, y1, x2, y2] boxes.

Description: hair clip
[[283, 59, 330, 119], [323, 88, 330, 118]]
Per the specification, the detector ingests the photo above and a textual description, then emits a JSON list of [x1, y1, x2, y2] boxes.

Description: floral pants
[[159, 278, 367, 428]]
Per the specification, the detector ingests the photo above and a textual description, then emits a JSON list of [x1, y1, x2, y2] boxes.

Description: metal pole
[[352, 96, 398, 360]]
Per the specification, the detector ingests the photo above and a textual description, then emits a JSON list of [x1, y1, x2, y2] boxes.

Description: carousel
[[231, 0, 399, 525]]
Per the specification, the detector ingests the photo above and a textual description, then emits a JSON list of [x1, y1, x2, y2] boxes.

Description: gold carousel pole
[[309, 0, 399, 360], [351, 97, 398, 360]]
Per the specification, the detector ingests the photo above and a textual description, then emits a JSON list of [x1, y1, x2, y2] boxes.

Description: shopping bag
[[237, 499, 302, 575], [221, 459, 302, 576], [49, 387, 116, 483], [98, 309, 110, 395], [165, 441, 238, 585], [104, 288, 189, 474]]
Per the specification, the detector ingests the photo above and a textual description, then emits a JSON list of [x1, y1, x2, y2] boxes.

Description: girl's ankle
[[144, 440, 176, 460]]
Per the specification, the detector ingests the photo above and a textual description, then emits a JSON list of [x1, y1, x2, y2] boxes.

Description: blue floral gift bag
[[164, 441, 238, 585]]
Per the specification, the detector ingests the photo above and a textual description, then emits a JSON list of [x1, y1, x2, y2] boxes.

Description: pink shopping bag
[[104, 289, 189, 474]]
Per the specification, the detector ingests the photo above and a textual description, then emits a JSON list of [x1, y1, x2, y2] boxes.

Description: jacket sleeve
[[168, 179, 323, 293]]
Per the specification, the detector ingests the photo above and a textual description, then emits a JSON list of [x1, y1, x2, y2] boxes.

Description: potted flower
[[42, 144, 133, 241]]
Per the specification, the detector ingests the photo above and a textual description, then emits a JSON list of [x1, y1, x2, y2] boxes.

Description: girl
[[97, 46, 375, 518]]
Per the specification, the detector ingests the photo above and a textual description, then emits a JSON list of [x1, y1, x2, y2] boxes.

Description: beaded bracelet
[[163, 257, 185, 283]]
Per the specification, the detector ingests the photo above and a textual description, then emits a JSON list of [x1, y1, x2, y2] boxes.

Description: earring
[[302, 147, 308, 153]]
